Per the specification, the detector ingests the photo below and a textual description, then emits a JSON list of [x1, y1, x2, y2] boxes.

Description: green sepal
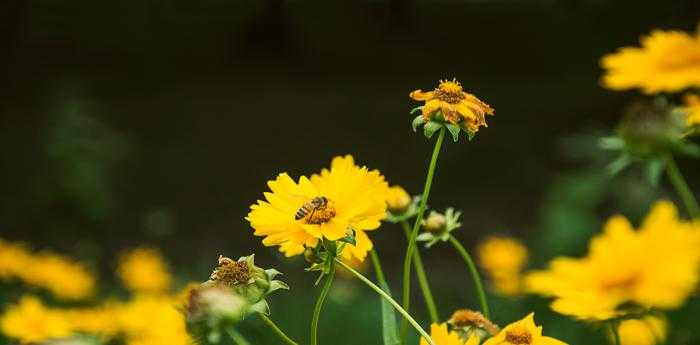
[[466, 130, 476, 141], [645, 158, 666, 186], [249, 299, 270, 315], [411, 115, 424, 132], [338, 229, 357, 246], [606, 154, 632, 176], [424, 121, 443, 138], [445, 123, 461, 142], [410, 106, 423, 115]]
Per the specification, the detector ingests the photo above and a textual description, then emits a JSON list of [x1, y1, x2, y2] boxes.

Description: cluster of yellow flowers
[[0, 239, 95, 300], [0, 246, 193, 345]]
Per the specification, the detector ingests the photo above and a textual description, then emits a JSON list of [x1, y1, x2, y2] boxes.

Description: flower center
[[600, 273, 640, 293], [435, 79, 465, 104], [210, 257, 250, 285], [304, 198, 337, 225], [505, 330, 532, 345]]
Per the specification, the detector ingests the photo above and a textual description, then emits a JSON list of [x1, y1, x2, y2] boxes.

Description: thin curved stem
[[401, 221, 439, 322], [609, 321, 621, 345], [227, 328, 252, 345], [310, 260, 336, 345], [401, 127, 445, 340], [336, 259, 435, 345], [258, 313, 299, 345], [448, 234, 491, 319], [665, 156, 700, 218], [370, 249, 390, 289]]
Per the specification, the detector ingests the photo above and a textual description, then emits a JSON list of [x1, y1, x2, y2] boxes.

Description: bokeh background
[[2, 0, 699, 344]]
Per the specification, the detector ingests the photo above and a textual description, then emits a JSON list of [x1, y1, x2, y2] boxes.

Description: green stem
[[609, 321, 621, 345], [665, 156, 700, 218], [258, 313, 299, 345], [336, 259, 436, 345], [401, 127, 445, 340], [370, 249, 390, 289], [401, 221, 439, 322], [310, 260, 336, 345], [448, 234, 491, 319], [227, 328, 252, 345]]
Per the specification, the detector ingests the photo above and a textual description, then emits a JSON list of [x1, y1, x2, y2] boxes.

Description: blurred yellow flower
[[477, 236, 528, 296], [62, 302, 122, 337], [410, 79, 494, 132], [0, 296, 73, 344], [420, 323, 475, 345], [386, 185, 412, 213], [618, 316, 667, 345], [247, 155, 389, 261], [482, 313, 567, 345], [601, 27, 700, 93], [682, 93, 700, 126], [525, 201, 700, 320], [0, 239, 31, 279], [117, 294, 193, 345], [118, 247, 172, 294]]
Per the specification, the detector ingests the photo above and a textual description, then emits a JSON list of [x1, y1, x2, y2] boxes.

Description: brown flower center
[[301, 197, 337, 225], [505, 330, 532, 345], [210, 255, 250, 285], [435, 80, 466, 104], [449, 309, 499, 335]]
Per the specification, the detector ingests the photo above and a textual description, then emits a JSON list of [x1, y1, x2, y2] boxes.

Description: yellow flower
[[386, 185, 412, 213], [0, 239, 31, 279], [21, 252, 95, 300], [601, 27, 700, 93], [61, 302, 123, 337], [118, 247, 172, 294], [477, 236, 528, 296], [483, 313, 567, 345], [525, 201, 700, 320], [682, 93, 700, 126], [0, 296, 73, 344], [117, 294, 193, 345], [618, 315, 667, 345], [410, 79, 494, 132], [420, 323, 474, 345], [247, 155, 389, 261]]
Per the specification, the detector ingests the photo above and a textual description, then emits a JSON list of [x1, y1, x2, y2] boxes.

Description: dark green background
[[1, 1, 699, 344]]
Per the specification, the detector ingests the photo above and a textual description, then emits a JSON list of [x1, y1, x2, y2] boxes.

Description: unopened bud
[[423, 211, 447, 233]]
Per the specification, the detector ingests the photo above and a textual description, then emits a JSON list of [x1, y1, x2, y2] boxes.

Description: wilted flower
[[525, 201, 700, 321], [601, 27, 700, 94], [618, 315, 667, 345], [417, 208, 462, 247], [117, 247, 172, 294], [449, 309, 499, 340], [0, 296, 73, 344], [477, 236, 529, 296], [410, 79, 494, 141], [482, 313, 567, 345], [420, 323, 479, 345], [247, 155, 389, 262]]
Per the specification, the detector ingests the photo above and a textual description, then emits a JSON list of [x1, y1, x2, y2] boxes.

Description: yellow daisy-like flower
[[247, 155, 389, 261], [482, 313, 567, 345], [477, 236, 528, 296], [681, 93, 700, 126], [117, 247, 172, 294], [601, 27, 700, 93], [20, 252, 96, 300], [618, 315, 667, 345], [0, 239, 31, 279], [410, 79, 494, 132], [117, 294, 193, 345], [420, 323, 478, 345], [525, 201, 700, 320], [0, 295, 73, 344]]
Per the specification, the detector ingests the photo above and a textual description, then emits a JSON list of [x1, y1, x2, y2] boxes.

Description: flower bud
[[386, 186, 412, 214], [423, 211, 447, 233]]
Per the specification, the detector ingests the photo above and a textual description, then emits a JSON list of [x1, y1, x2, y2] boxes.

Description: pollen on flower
[[304, 203, 337, 225], [210, 255, 250, 286], [505, 330, 532, 345]]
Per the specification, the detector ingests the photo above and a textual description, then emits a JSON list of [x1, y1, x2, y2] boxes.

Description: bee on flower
[[410, 79, 494, 141], [246, 155, 390, 262]]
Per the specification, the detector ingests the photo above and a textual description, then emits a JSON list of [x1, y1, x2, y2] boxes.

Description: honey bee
[[295, 196, 329, 221]]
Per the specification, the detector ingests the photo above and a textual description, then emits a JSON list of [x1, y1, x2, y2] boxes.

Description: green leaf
[[411, 115, 424, 132], [445, 123, 461, 142], [378, 279, 400, 345], [423, 121, 442, 139], [410, 106, 423, 115]]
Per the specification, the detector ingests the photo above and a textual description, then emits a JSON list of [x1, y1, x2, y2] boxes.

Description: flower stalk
[[401, 220, 439, 322], [258, 313, 299, 345], [227, 328, 252, 345], [310, 259, 336, 345], [448, 235, 491, 319], [401, 127, 446, 338], [335, 259, 436, 345], [665, 156, 700, 218]]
